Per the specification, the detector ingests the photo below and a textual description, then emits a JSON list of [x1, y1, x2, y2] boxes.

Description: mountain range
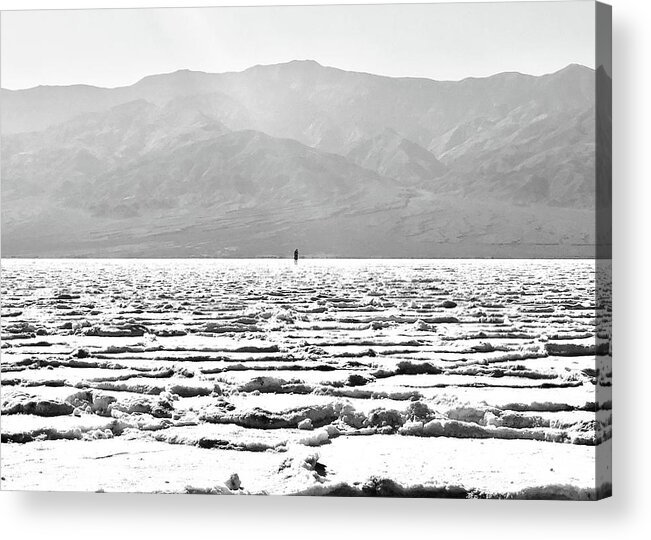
[[0, 60, 610, 257]]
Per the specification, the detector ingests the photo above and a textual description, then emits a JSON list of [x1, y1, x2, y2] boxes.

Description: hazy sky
[[1, 2, 595, 90]]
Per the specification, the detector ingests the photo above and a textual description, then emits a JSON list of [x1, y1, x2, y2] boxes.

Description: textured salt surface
[[1, 259, 611, 497]]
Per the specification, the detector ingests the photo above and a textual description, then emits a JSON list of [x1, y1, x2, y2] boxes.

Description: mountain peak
[[558, 62, 592, 72], [546, 63, 594, 79], [135, 68, 211, 85], [286, 59, 323, 67], [245, 59, 326, 73]]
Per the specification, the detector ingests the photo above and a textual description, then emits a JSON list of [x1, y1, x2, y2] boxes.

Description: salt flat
[[0, 259, 611, 497]]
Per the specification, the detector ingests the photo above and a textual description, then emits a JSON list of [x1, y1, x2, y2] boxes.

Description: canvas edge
[[595, 0, 612, 501]]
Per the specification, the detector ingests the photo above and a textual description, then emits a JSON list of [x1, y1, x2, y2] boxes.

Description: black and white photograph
[[0, 1, 611, 499]]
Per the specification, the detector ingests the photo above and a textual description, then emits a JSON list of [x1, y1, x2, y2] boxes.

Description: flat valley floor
[[0, 259, 611, 498]]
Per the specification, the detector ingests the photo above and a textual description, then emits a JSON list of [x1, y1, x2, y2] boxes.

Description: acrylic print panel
[[0, 1, 612, 499]]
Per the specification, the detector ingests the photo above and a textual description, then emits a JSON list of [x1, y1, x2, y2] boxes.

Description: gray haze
[[1, 3, 595, 90], [1, 59, 609, 258]]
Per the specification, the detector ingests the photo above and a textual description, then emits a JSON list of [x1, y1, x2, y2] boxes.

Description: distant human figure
[[294, 249, 299, 263]]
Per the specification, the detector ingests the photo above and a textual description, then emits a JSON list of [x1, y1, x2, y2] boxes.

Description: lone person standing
[[294, 249, 299, 263]]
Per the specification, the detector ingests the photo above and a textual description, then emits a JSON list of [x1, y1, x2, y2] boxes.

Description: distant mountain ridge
[[1, 60, 609, 258]]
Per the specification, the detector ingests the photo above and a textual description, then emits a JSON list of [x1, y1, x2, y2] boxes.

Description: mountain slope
[[347, 129, 447, 184], [83, 128, 398, 219], [0, 61, 605, 257], [1, 98, 405, 256]]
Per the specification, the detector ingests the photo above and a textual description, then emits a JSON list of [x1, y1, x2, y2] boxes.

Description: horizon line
[[0, 255, 610, 261], [0, 59, 595, 93]]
